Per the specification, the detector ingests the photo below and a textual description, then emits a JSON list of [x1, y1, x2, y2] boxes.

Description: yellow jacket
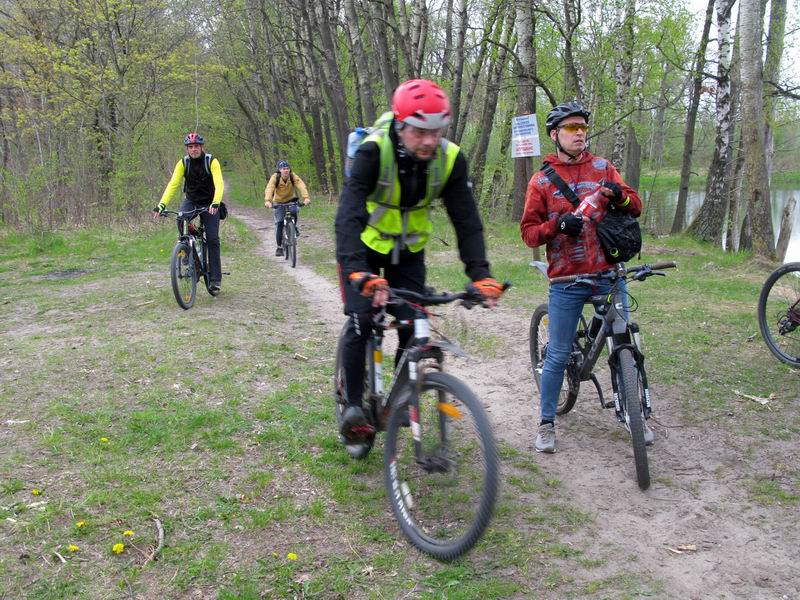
[[264, 172, 310, 205]]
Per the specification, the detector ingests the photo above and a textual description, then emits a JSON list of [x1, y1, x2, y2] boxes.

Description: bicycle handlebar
[[390, 282, 512, 309], [268, 200, 301, 209], [549, 261, 677, 284], [159, 207, 209, 218]]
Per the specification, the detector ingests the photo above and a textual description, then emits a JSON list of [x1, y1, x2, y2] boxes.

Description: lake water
[[641, 188, 800, 263]]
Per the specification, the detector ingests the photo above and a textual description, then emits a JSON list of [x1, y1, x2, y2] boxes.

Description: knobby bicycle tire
[[333, 325, 374, 459], [285, 220, 297, 268], [757, 262, 800, 367], [529, 304, 579, 415], [618, 349, 650, 490], [383, 371, 498, 560], [171, 241, 196, 310]]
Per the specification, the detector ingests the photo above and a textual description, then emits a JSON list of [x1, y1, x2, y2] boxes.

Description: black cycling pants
[[338, 247, 426, 407]]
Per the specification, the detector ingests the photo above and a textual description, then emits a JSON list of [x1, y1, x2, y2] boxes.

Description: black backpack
[[182, 153, 214, 193]]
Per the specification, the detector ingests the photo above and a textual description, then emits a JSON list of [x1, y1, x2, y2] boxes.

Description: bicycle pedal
[[602, 401, 615, 409], [222, 271, 231, 275]]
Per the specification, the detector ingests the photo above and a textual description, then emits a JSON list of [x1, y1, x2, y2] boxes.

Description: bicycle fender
[[426, 339, 468, 358]]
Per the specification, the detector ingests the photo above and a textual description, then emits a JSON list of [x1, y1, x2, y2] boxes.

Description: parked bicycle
[[333, 284, 506, 560], [529, 261, 676, 490], [757, 261, 800, 367], [272, 200, 300, 268], [162, 207, 217, 310]]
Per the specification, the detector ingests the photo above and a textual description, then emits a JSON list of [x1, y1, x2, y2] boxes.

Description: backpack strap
[[204, 153, 212, 176], [541, 161, 580, 207]]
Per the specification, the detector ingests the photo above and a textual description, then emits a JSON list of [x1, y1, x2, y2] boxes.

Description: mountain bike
[[333, 285, 505, 560], [529, 261, 676, 490], [757, 261, 800, 367], [162, 208, 217, 310], [272, 200, 300, 268]]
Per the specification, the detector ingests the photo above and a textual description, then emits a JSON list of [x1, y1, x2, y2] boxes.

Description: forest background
[[0, 0, 798, 258]]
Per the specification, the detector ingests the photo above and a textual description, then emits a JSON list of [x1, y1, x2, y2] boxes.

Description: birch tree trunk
[[670, 0, 715, 234], [763, 0, 787, 180], [612, 0, 635, 168], [739, 0, 774, 256], [689, 0, 735, 244], [345, 0, 376, 125]]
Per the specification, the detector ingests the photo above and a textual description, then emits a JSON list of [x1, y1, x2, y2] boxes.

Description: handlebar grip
[[650, 261, 677, 270]]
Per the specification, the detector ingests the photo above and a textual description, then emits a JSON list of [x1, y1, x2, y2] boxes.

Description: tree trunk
[[396, 0, 416, 78], [562, 0, 583, 101], [763, 0, 786, 180], [471, 7, 514, 203], [671, 0, 715, 234], [366, 0, 398, 99], [688, 0, 735, 244], [448, 0, 468, 141], [612, 0, 635, 168], [775, 196, 796, 261], [345, 0, 376, 125], [739, 0, 774, 256], [512, 0, 536, 223]]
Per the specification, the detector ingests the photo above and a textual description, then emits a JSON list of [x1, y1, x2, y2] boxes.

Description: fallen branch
[[734, 389, 774, 409], [53, 551, 67, 564], [142, 517, 165, 566]]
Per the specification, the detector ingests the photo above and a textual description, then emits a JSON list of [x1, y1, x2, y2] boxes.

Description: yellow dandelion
[[112, 543, 125, 554], [67, 545, 79, 553], [123, 530, 134, 537], [100, 437, 109, 443], [76, 521, 87, 529], [287, 552, 298, 561], [31, 489, 41, 496]]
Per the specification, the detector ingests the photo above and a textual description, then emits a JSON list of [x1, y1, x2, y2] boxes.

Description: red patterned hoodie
[[520, 151, 642, 279]]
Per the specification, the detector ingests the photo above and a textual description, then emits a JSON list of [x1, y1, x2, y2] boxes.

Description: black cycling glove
[[556, 213, 583, 237]]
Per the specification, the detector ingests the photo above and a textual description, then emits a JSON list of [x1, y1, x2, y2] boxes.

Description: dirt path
[[236, 206, 799, 599]]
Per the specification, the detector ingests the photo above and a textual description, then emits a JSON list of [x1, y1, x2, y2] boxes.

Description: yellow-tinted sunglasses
[[558, 123, 589, 133]]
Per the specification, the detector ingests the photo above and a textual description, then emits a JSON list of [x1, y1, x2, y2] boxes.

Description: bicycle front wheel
[[618, 349, 650, 490], [757, 262, 800, 367], [384, 372, 498, 560], [170, 241, 196, 310], [285, 220, 297, 268], [529, 304, 579, 415]]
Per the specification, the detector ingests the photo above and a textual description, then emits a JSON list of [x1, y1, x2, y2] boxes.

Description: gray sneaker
[[535, 423, 556, 453]]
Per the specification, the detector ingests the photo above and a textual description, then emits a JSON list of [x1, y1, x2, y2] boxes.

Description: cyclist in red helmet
[[334, 79, 505, 443], [155, 132, 226, 293]]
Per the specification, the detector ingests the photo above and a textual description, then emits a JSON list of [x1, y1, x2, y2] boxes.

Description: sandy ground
[[237, 206, 800, 600]]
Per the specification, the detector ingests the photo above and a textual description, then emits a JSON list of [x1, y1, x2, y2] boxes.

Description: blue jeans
[[539, 279, 627, 422], [274, 202, 299, 247]]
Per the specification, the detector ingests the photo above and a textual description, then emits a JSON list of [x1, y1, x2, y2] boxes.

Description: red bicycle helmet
[[391, 79, 451, 129], [184, 132, 204, 145]]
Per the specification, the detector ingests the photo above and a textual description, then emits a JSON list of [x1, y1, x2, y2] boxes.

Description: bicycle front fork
[[608, 323, 651, 422]]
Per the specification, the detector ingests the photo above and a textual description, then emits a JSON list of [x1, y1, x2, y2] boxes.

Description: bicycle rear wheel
[[170, 241, 196, 310], [333, 325, 375, 459], [285, 220, 297, 268], [618, 348, 650, 490], [529, 304, 579, 415], [384, 371, 498, 560], [757, 262, 800, 367]]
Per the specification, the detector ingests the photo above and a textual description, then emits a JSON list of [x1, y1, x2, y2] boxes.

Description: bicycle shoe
[[340, 405, 372, 441], [208, 282, 221, 294], [275, 247, 284, 256], [294, 226, 300, 237]]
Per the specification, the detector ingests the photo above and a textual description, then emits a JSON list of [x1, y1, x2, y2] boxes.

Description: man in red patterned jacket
[[520, 102, 645, 453]]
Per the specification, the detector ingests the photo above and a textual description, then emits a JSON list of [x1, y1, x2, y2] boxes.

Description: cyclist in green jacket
[[334, 79, 505, 441]]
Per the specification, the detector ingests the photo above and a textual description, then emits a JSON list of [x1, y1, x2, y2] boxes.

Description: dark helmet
[[545, 102, 591, 135], [184, 132, 204, 145], [277, 160, 290, 169]]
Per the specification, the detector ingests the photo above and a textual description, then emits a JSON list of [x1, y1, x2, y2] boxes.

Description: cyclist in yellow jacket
[[155, 132, 225, 293], [264, 160, 311, 256], [334, 79, 504, 441]]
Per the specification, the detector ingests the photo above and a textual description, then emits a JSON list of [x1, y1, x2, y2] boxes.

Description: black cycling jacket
[[335, 125, 491, 281]]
